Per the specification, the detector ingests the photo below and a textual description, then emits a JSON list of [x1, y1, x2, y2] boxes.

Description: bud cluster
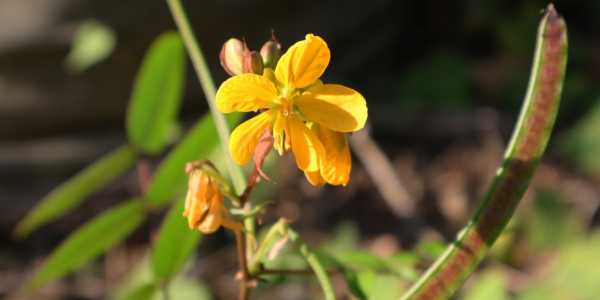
[[219, 34, 282, 76]]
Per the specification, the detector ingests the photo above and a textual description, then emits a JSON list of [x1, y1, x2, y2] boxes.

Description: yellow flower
[[183, 168, 241, 233], [216, 34, 367, 186]]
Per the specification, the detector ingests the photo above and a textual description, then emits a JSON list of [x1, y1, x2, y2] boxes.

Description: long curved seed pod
[[401, 4, 568, 300]]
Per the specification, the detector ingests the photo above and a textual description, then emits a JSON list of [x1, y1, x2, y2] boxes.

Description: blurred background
[[2, 0, 600, 299]]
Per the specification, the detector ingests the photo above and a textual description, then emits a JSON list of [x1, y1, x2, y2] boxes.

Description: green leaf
[[151, 195, 201, 281], [14, 145, 137, 238], [462, 270, 508, 300], [146, 113, 241, 207], [21, 200, 146, 293], [127, 32, 186, 154], [518, 231, 600, 300], [64, 20, 116, 73], [121, 283, 157, 300], [525, 190, 583, 250], [347, 271, 405, 300], [559, 97, 600, 174]]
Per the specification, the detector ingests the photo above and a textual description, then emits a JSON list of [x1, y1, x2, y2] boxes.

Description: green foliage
[[560, 97, 600, 174], [517, 232, 600, 300], [461, 270, 508, 300], [15, 145, 137, 238], [21, 200, 146, 292], [121, 283, 156, 300], [525, 190, 583, 250], [145, 113, 241, 206], [65, 20, 116, 72], [151, 196, 202, 281], [112, 255, 213, 300], [127, 32, 186, 154]]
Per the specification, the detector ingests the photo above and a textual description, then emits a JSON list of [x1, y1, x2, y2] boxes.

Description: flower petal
[[184, 173, 209, 229], [229, 111, 273, 165], [197, 192, 223, 233], [315, 125, 351, 186], [304, 170, 325, 187], [275, 34, 330, 89], [296, 84, 368, 132], [216, 74, 277, 113], [288, 118, 324, 172]]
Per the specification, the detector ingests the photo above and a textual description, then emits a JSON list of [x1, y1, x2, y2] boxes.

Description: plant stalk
[[401, 4, 568, 299]]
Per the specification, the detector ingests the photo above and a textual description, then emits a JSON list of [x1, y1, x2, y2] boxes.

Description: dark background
[[2, 1, 600, 299]]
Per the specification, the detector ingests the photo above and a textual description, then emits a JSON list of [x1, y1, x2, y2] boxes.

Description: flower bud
[[260, 39, 282, 69], [183, 163, 241, 233], [243, 50, 264, 75], [219, 38, 245, 76]]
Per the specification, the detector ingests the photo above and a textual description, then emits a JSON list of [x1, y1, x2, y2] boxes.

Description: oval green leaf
[[127, 32, 186, 154], [20, 200, 146, 293], [120, 283, 157, 300], [14, 145, 137, 238], [146, 113, 241, 207], [151, 195, 201, 281]]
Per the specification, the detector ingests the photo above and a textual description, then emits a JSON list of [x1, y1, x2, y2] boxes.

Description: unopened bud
[[219, 38, 245, 76], [260, 39, 282, 69], [243, 50, 264, 75]]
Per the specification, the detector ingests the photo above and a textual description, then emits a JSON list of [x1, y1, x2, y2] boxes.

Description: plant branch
[[166, 0, 246, 194], [248, 218, 288, 274], [288, 228, 337, 300], [234, 229, 250, 300], [401, 4, 568, 300]]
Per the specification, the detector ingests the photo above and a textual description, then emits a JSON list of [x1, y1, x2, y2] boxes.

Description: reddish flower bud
[[243, 50, 264, 75], [260, 38, 282, 69], [219, 38, 245, 76]]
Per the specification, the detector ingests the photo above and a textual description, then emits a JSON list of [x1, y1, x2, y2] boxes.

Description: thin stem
[[234, 229, 250, 300], [288, 228, 337, 300], [259, 268, 339, 276], [248, 218, 288, 274], [401, 5, 567, 300], [166, 1, 257, 299], [166, 0, 246, 195]]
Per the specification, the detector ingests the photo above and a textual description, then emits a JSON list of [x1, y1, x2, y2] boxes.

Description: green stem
[[166, 0, 245, 194], [248, 219, 288, 274], [288, 228, 337, 300], [401, 4, 568, 300]]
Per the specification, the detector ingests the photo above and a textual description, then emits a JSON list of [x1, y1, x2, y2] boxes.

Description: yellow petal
[[197, 192, 223, 233], [296, 84, 367, 132], [229, 111, 273, 165], [184, 173, 209, 229], [304, 170, 325, 186], [288, 118, 323, 172], [315, 126, 351, 186], [275, 34, 330, 89], [216, 74, 277, 113]]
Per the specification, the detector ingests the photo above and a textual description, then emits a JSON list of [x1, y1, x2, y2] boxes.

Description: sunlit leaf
[[461, 270, 508, 300], [151, 196, 201, 280], [525, 190, 583, 250], [65, 20, 116, 72], [145, 113, 241, 207], [347, 271, 405, 300], [127, 32, 185, 154], [20, 200, 145, 293], [14, 145, 137, 238], [121, 283, 156, 300], [560, 97, 600, 174]]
